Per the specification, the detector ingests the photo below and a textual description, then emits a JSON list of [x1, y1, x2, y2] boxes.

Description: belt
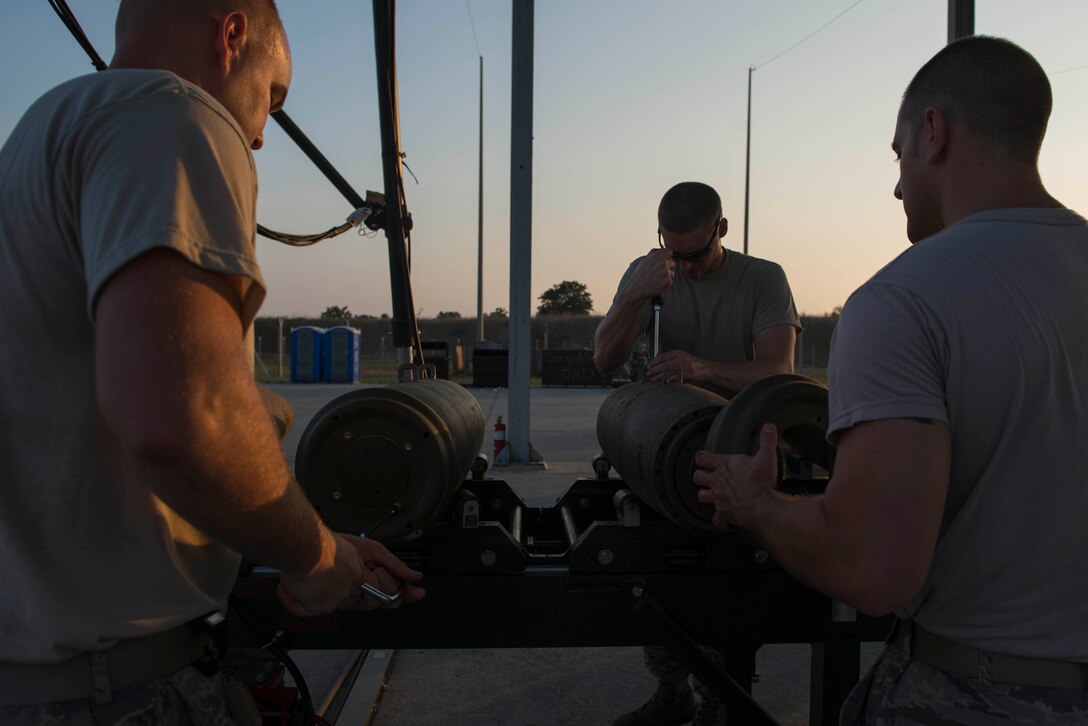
[[0, 622, 209, 706], [892, 619, 1088, 689]]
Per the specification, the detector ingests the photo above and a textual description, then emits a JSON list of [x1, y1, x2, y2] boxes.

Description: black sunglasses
[[658, 217, 721, 261]]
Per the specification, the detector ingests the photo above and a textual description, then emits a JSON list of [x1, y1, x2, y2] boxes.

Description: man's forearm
[[593, 292, 646, 373], [743, 493, 880, 613], [700, 356, 793, 394], [731, 419, 949, 616], [127, 378, 333, 576], [94, 250, 335, 578]]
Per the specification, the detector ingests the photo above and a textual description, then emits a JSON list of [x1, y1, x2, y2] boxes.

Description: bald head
[[112, 0, 288, 82], [110, 0, 291, 150], [116, 0, 283, 46]]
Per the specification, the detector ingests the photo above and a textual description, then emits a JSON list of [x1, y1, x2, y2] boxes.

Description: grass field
[[257, 355, 546, 386], [258, 354, 828, 388]]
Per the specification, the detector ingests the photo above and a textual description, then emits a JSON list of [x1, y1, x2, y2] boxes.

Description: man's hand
[[347, 537, 427, 610], [693, 423, 779, 530], [623, 248, 676, 301], [647, 349, 708, 382], [276, 531, 425, 616], [593, 249, 679, 374]]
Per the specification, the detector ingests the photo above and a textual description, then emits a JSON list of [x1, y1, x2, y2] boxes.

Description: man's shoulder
[[883, 208, 1087, 269], [32, 70, 246, 151], [616, 255, 647, 285], [862, 207, 1088, 307], [729, 250, 786, 276], [724, 251, 792, 294], [843, 241, 950, 324], [40, 70, 183, 113]]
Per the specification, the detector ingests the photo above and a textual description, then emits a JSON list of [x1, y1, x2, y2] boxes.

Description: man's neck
[[941, 156, 1063, 228], [703, 245, 727, 275]]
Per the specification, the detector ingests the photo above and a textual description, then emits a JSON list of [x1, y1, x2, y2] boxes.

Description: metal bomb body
[[597, 381, 727, 535], [295, 378, 486, 542]]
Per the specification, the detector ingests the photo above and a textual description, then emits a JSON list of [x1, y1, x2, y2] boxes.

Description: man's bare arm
[[95, 248, 335, 577], [594, 249, 676, 374], [647, 324, 796, 392], [695, 418, 950, 615], [593, 287, 648, 374], [706, 324, 797, 390]]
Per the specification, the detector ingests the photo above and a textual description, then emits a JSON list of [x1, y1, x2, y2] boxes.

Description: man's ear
[[213, 11, 250, 75], [718, 218, 728, 238], [922, 107, 948, 164]]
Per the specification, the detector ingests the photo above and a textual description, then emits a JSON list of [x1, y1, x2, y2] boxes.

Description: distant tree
[[436, 310, 462, 319], [380, 313, 390, 320], [537, 280, 593, 315], [488, 307, 508, 318], [320, 305, 351, 321]]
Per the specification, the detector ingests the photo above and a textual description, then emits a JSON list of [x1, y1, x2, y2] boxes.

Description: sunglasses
[[658, 217, 721, 261]]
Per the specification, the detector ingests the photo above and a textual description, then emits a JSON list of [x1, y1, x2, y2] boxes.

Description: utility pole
[[948, 0, 974, 43], [743, 65, 753, 256], [476, 55, 485, 342], [277, 317, 285, 380]]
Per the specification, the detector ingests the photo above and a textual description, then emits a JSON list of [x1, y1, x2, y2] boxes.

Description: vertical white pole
[[476, 55, 485, 343], [508, 0, 535, 463]]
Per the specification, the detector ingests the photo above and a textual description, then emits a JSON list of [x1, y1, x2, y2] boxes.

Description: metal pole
[[650, 296, 663, 359], [372, 0, 419, 364], [476, 55, 485, 343], [277, 318, 285, 380], [270, 110, 366, 210], [508, 0, 536, 464], [743, 66, 752, 256], [947, 0, 974, 43]]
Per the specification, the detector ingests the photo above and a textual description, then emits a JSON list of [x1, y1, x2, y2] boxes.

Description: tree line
[[317, 280, 594, 324]]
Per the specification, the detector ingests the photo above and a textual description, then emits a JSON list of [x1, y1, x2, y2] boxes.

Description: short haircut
[[116, 0, 283, 45], [900, 36, 1051, 162], [658, 182, 722, 234]]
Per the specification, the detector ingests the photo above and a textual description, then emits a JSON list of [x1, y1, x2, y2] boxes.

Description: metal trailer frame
[[230, 478, 892, 725]]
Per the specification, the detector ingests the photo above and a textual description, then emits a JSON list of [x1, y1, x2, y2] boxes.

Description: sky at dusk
[[3, 1, 1086, 319]]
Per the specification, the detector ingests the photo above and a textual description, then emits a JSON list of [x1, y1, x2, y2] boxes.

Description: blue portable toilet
[[324, 326, 361, 383], [290, 326, 324, 382]]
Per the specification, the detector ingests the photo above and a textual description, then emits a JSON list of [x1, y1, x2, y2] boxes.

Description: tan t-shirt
[[0, 70, 265, 664], [608, 249, 801, 395], [828, 208, 1088, 660]]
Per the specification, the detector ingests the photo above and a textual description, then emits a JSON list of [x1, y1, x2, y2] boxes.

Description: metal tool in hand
[[360, 581, 409, 604], [359, 502, 402, 539], [651, 295, 663, 359], [358, 503, 410, 604], [650, 294, 682, 383]]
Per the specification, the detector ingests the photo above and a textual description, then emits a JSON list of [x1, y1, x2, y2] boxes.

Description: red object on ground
[[493, 416, 507, 460], [246, 665, 301, 726]]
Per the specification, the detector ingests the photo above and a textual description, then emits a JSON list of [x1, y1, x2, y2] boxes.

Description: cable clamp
[[346, 207, 373, 228]]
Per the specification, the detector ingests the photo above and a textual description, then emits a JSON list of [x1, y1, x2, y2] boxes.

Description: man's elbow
[[593, 350, 612, 375], [104, 407, 192, 469], [98, 385, 208, 471], [753, 356, 793, 377], [773, 357, 794, 375], [843, 566, 926, 617]]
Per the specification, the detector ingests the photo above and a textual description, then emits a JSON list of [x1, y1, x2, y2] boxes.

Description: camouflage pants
[[0, 666, 236, 726], [644, 644, 726, 703], [840, 645, 1088, 725]]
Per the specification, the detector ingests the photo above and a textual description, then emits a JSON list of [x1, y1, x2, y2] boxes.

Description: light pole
[[743, 65, 753, 256], [476, 55, 485, 342]]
